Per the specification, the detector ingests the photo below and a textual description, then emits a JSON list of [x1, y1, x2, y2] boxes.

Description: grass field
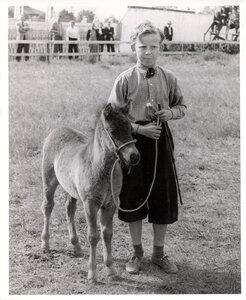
[[9, 53, 240, 294]]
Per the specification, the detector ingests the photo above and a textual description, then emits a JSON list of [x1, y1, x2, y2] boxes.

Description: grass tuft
[[202, 50, 226, 61]]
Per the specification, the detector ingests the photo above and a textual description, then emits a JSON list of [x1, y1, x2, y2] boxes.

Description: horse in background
[[41, 103, 140, 282]]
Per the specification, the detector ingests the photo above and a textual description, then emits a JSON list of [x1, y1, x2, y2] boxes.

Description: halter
[[102, 121, 137, 159]]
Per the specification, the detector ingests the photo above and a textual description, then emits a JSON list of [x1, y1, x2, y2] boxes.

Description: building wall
[[120, 7, 213, 52]]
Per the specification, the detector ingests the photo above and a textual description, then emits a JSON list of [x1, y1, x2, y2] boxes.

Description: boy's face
[[134, 33, 160, 68]]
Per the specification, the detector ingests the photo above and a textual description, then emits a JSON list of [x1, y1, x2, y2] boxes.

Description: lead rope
[[163, 121, 183, 205], [110, 116, 160, 213]]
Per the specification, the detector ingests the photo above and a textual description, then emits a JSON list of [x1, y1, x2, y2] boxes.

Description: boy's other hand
[[139, 122, 162, 139], [155, 109, 172, 122]]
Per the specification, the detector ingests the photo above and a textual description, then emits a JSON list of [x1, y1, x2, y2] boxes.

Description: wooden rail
[[9, 40, 240, 62]]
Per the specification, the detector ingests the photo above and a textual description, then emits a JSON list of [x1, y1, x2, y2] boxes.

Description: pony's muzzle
[[120, 146, 140, 167], [130, 152, 141, 165]]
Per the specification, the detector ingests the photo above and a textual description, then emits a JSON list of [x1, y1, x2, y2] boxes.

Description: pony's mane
[[86, 103, 107, 141]]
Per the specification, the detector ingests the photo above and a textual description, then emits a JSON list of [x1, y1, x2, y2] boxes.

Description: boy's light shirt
[[108, 63, 186, 122]]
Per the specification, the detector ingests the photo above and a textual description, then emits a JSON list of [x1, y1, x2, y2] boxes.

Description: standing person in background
[[164, 21, 173, 41], [16, 15, 30, 62], [66, 20, 79, 60], [210, 11, 222, 33], [104, 21, 115, 52], [96, 22, 105, 53], [86, 23, 99, 62], [227, 6, 239, 41], [220, 7, 228, 26], [50, 15, 63, 57]]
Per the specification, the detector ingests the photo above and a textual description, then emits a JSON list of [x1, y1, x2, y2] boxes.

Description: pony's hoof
[[41, 242, 50, 252], [88, 276, 97, 285], [107, 266, 117, 277], [107, 274, 118, 282], [87, 271, 97, 284], [73, 244, 82, 256]]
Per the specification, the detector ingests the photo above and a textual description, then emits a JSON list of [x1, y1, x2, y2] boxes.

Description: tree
[[76, 10, 95, 23], [58, 9, 75, 22], [201, 6, 218, 15], [104, 15, 119, 24], [8, 6, 14, 18]]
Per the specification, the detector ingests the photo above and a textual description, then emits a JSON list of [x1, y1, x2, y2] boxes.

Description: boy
[[108, 21, 186, 274]]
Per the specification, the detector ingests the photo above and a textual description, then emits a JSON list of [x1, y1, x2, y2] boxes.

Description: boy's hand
[[155, 109, 173, 122], [138, 122, 162, 140]]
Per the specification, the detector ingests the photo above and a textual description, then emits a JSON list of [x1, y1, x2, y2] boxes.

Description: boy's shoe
[[151, 255, 178, 274], [126, 256, 142, 274]]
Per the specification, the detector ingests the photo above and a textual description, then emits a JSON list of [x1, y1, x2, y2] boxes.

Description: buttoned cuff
[[131, 123, 139, 134], [170, 105, 187, 120]]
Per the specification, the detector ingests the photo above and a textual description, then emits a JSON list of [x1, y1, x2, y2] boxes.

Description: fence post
[[46, 35, 50, 64], [98, 42, 100, 62]]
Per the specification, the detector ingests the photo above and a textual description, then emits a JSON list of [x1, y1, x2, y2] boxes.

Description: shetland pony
[[41, 103, 140, 282]]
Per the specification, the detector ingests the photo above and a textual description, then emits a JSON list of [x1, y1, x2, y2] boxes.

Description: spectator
[[227, 6, 239, 40], [96, 22, 105, 53], [50, 15, 63, 56], [66, 20, 79, 60], [220, 7, 228, 25], [210, 11, 222, 33], [16, 15, 30, 62], [86, 23, 99, 62], [228, 7, 239, 29], [104, 22, 115, 52], [164, 21, 173, 41], [224, 5, 231, 20]]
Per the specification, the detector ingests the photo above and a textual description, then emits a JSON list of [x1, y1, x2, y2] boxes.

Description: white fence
[[9, 39, 240, 64]]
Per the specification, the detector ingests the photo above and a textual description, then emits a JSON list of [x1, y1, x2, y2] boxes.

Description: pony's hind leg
[[41, 167, 59, 251], [84, 199, 100, 283], [100, 204, 117, 279], [65, 195, 82, 256]]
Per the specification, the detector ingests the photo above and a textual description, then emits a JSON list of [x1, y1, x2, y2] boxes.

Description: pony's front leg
[[100, 204, 117, 279], [84, 200, 100, 283]]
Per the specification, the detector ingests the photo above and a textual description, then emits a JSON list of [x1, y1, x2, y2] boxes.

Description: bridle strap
[[103, 125, 137, 156], [117, 139, 137, 153]]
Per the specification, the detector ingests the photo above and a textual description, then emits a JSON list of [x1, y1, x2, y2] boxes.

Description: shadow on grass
[[13, 250, 241, 294], [111, 258, 240, 294]]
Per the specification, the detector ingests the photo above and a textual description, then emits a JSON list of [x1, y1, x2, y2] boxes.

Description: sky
[[32, 3, 128, 21], [27, 0, 216, 22], [10, 0, 242, 22]]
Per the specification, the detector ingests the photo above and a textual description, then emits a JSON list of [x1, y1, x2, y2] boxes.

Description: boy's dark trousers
[[119, 121, 179, 224], [68, 37, 78, 59]]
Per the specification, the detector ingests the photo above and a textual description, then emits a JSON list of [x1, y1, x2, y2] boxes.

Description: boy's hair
[[130, 21, 164, 43]]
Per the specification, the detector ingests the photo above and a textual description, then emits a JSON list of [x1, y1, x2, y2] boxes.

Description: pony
[[41, 102, 140, 282]]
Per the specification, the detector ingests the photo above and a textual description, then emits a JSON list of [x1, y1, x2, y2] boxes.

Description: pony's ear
[[103, 103, 112, 119], [120, 100, 132, 115]]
